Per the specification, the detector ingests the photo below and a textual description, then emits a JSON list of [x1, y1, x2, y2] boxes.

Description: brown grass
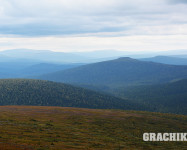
[[0, 106, 186, 150]]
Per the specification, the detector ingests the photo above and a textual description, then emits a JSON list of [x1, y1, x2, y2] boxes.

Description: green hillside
[[0, 106, 186, 150], [110, 79, 187, 114], [0, 79, 142, 110], [39, 57, 187, 88]]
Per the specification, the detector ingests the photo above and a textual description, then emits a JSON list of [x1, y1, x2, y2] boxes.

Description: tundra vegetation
[[0, 106, 186, 150]]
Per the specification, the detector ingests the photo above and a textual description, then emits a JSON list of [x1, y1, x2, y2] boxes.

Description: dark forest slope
[[110, 79, 187, 114], [0, 79, 142, 110]]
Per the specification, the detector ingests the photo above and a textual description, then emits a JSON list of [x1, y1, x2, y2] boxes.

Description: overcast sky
[[0, 0, 187, 52]]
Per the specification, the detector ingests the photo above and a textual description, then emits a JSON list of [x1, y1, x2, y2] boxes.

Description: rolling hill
[[110, 79, 187, 114], [0, 79, 143, 110], [39, 57, 187, 88], [140, 56, 187, 65]]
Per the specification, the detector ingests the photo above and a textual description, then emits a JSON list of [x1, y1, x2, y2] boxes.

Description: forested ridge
[[0, 79, 144, 110], [0, 71, 187, 114], [110, 79, 187, 114]]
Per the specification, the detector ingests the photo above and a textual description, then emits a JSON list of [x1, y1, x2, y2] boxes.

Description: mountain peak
[[115, 57, 139, 62]]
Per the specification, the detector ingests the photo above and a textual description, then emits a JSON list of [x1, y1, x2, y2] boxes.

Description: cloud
[[0, 0, 186, 37], [168, 0, 187, 4]]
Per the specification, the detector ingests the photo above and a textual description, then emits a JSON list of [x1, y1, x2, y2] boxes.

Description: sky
[[0, 0, 187, 52]]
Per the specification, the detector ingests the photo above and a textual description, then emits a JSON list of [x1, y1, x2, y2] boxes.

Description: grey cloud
[[168, 0, 187, 4], [0, 21, 127, 37], [0, 0, 186, 36]]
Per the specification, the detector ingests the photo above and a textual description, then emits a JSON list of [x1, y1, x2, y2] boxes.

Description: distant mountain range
[[19, 63, 83, 77], [1, 49, 187, 79], [0, 62, 83, 78], [38, 57, 187, 88], [74, 49, 187, 59], [0, 49, 187, 64], [140, 56, 187, 65], [0, 49, 90, 63]]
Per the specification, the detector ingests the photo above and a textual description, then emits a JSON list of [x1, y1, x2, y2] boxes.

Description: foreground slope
[[0, 106, 186, 150], [0, 79, 141, 110], [111, 79, 187, 114], [39, 57, 187, 88]]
